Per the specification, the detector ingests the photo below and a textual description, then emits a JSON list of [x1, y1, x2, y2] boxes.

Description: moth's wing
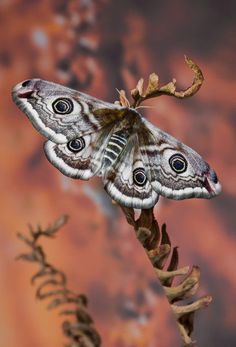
[[44, 124, 115, 180], [138, 118, 221, 200], [12, 79, 127, 143], [103, 134, 159, 209]]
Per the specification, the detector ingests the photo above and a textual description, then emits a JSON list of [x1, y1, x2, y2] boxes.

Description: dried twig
[[117, 56, 204, 108], [116, 57, 209, 346], [17, 216, 101, 347], [120, 206, 212, 347]]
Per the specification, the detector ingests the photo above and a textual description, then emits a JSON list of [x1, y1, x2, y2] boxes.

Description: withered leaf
[[159, 79, 176, 94], [136, 78, 144, 95], [145, 73, 159, 96], [118, 89, 130, 107]]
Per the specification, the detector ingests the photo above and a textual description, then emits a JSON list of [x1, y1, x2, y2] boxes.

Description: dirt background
[[0, 1, 235, 346]]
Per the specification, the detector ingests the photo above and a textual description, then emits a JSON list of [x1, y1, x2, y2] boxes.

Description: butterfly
[[12, 79, 221, 209]]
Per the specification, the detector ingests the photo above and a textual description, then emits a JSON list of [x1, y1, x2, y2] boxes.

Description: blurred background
[[0, 1, 236, 346]]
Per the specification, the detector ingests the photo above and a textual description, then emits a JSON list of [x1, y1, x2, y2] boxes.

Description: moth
[[12, 79, 221, 209]]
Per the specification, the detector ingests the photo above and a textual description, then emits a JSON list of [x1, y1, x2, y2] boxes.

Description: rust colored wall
[[0, 1, 235, 346]]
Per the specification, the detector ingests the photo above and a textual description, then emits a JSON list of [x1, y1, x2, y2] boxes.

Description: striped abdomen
[[102, 131, 128, 169]]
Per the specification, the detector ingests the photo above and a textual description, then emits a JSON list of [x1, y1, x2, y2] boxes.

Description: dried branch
[[120, 206, 212, 347], [17, 216, 101, 347], [117, 56, 204, 108]]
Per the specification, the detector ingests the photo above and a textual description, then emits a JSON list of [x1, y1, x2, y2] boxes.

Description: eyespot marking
[[67, 137, 85, 153], [133, 168, 147, 187], [52, 98, 73, 114], [169, 153, 188, 173]]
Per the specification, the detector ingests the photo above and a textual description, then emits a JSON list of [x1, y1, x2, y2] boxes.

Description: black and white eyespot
[[133, 168, 147, 187], [67, 137, 85, 153], [52, 98, 73, 114], [169, 153, 188, 173]]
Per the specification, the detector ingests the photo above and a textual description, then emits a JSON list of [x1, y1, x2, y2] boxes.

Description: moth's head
[[12, 79, 86, 143]]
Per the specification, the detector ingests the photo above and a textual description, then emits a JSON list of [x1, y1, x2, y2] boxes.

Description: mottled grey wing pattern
[[12, 78, 221, 209], [138, 119, 221, 200], [12, 79, 127, 143]]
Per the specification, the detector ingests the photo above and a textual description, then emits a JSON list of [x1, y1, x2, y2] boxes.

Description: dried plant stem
[[17, 216, 101, 347], [117, 59, 210, 345], [17, 211, 212, 346], [120, 206, 212, 347], [117, 56, 204, 108]]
